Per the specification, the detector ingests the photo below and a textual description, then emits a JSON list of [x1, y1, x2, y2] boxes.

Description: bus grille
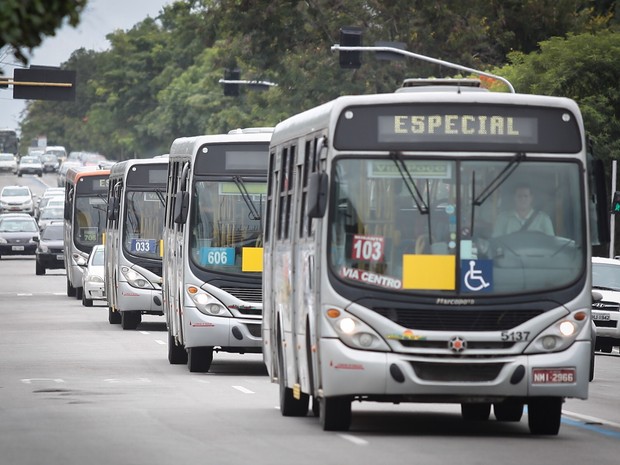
[[411, 361, 504, 382], [221, 287, 262, 303], [375, 308, 543, 331]]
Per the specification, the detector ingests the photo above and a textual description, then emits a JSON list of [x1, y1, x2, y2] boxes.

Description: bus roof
[[169, 128, 274, 160], [270, 90, 581, 147], [65, 165, 111, 185], [108, 156, 169, 180]]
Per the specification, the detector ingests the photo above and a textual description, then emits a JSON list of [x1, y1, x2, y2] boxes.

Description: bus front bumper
[[116, 281, 163, 314], [318, 338, 590, 401], [183, 305, 262, 350]]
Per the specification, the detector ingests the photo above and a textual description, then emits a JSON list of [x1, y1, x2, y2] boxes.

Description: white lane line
[[154, 340, 166, 345], [21, 378, 65, 384], [563, 409, 620, 429], [139, 331, 150, 335], [53, 292, 65, 295], [338, 434, 368, 446], [17, 293, 33, 296], [232, 385, 255, 394]]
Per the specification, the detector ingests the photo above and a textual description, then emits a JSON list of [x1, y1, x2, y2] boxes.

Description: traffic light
[[612, 191, 620, 214], [223, 68, 240, 96], [339, 27, 363, 69]]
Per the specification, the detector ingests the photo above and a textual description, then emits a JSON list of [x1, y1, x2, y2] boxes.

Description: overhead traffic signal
[[223, 68, 241, 96], [339, 27, 363, 69]]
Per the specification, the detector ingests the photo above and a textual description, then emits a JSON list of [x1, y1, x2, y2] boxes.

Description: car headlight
[[0, 237, 7, 244], [524, 310, 589, 354], [120, 266, 154, 289], [186, 285, 232, 317], [86, 274, 104, 283], [323, 306, 390, 351], [39, 245, 49, 253]]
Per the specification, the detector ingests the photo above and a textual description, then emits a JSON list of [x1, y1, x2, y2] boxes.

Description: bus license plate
[[12, 245, 24, 251], [592, 313, 610, 321], [532, 368, 575, 384]]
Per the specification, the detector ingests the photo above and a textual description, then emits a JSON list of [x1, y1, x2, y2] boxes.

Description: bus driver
[[492, 184, 554, 237]]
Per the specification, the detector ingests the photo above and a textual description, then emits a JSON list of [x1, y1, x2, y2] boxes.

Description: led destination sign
[[379, 114, 537, 144], [334, 103, 581, 153]]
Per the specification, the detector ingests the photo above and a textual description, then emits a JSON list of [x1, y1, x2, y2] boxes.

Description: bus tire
[[67, 278, 76, 297], [75, 286, 83, 300], [461, 403, 491, 421], [528, 397, 562, 435], [108, 307, 121, 324], [277, 340, 309, 417], [168, 332, 188, 365], [121, 311, 141, 330], [187, 346, 213, 373], [493, 400, 523, 421], [82, 293, 93, 307], [35, 261, 45, 275], [319, 396, 351, 431]]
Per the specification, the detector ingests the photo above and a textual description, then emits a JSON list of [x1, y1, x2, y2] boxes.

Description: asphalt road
[[1, 172, 619, 465]]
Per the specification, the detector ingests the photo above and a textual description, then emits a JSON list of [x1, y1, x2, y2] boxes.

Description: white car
[[0, 153, 17, 173], [17, 156, 43, 177], [81, 244, 106, 307], [0, 185, 35, 215], [591, 256, 620, 353]]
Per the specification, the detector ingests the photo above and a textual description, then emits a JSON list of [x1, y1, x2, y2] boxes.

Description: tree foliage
[[17, 0, 619, 160], [0, 0, 87, 65]]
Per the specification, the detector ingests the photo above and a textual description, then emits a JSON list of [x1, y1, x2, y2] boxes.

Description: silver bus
[[263, 80, 608, 434], [105, 157, 168, 329], [163, 128, 272, 372]]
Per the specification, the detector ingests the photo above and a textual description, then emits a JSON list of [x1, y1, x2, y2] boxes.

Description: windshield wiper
[[389, 151, 429, 214], [233, 176, 261, 221], [473, 152, 526, 206]]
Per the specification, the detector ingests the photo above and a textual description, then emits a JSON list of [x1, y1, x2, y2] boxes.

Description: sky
[[0, 0, 173, 131]]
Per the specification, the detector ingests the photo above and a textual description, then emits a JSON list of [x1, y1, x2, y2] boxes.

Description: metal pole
[[610, 160, 617, 258]]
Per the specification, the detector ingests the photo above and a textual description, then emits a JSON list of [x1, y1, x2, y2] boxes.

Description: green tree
[[495, 30, 620, 162], [0, 0, 87, 65]]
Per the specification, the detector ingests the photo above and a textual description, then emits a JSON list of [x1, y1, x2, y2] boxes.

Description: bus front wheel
[[319, 396, 351, 431], [108, 307, 121, 324], [528, 397, 562, 435], [168, 332, 188, 365], [187, 346, 213, 373]]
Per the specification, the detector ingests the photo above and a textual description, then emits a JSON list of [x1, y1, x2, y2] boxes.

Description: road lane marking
[[139, 331, 150, 335], [21, 378, 65, 384], [232, 385, 254, 394], [155, 340, 166, 345], [563, 409, 620, 430], [338, 434, 368, 445]]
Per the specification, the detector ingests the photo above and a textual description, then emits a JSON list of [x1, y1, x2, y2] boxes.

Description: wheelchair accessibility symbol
[[460, 259, 493, 293]]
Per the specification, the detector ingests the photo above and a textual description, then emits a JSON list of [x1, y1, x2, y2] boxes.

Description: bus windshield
[[190, 178, 266, 274], [74, 196, 107, 249], [329, 157, 584, 296], [123, 190, 165, 259]]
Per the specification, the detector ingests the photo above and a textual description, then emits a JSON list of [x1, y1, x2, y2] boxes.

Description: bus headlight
[[524, 310, 588, 354], [324, 307, 390, 351], [121, 266, 154, 289], [186, 286, 232, 317]]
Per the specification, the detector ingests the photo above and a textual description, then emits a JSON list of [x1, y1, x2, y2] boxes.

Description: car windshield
[[0, 218, 38, 232], [592, 262, 620, 291], [20, 157, 37, 163], [0, 154, 14, 161], [41, 225, 64, 240], [2, 187, 29, 197], [40, 208, 64, 220], [91, 248, 104, 266]]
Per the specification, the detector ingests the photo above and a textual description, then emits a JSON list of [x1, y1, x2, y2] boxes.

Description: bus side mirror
[[307, 172, 328, 218], [173, 191, 189, 224]]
